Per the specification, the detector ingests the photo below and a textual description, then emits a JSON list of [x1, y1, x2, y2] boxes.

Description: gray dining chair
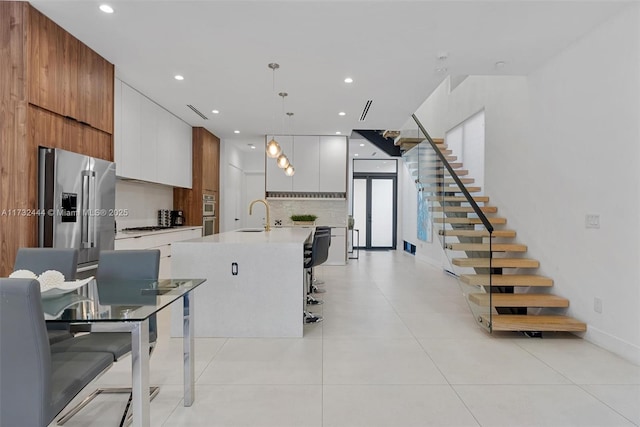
[[51, 249, 160, 426], [0, 278, 113, 427], [14, 247, 79, 344]]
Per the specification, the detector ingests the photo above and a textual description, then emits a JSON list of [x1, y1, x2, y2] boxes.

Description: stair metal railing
[[402, 115, 495, 332]]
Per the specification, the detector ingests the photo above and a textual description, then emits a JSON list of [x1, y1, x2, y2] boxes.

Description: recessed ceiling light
[[359, 143, 365, 147], [99, 4, 114, 13], [211, 110, 219, 114], [354, 153, 359, 157], [174, 75, 184, 81], [248, 144, 256, 150], [495, 61, 506, 69], [335, 131, 341, 135], [234, 130, 240, 134], [435, 67, 448, 74], [344, 77, 353, 84], [338, 112, 346, 116]]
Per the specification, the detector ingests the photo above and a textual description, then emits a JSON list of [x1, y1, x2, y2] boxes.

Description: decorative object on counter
[[249, 199, 271, 231], [158, 209, 171, 227], [291, 214, 317, 226]]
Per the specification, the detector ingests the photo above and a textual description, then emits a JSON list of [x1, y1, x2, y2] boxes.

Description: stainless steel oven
[[202, 194, 216, 236], [203, 215, 216, 236], [203, 194, 216, 217]]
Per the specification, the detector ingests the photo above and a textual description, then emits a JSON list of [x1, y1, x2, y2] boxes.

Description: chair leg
[[120, 386, 161, 427], [56, 386, 160, 426]]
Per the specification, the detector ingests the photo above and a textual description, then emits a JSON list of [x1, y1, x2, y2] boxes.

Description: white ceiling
[[31, 1, 629, 151]]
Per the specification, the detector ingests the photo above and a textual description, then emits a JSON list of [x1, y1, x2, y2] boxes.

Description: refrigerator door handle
[[81, 170, 96, 248]]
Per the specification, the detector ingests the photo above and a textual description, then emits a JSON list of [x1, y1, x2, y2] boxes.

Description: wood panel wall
[[1, 2, 30, 276], [0, 2, 114, 276], [174, 127, 220, 231]]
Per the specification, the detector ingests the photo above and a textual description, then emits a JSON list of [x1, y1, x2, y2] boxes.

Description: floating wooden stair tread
[[460, 274, 553, 287], [439, 229, 516, 238], [452, 258, 539, 268], [416, 162, 464, 169], [421, 186, 482, 193], [469, 293, 569, 308], [420, 178, 475, 185], [431, 206, 497, 213], [441, 217, 507, 225], [428, 196, 490, 202], [446, 243, 527, 252], [484, 315, 587, 332]]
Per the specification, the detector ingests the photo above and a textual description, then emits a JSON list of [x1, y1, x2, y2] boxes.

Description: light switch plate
[[585, 214, 600, 229]]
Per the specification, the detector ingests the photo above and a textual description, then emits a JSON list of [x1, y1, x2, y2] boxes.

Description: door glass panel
[[353, 178, 367, 247], [370, 179, 393, 247]]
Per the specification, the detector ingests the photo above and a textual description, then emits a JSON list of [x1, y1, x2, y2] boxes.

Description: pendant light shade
[[266, 138, 282, 158], [285, 164, 295, 176], [277, 154, 290, 169]]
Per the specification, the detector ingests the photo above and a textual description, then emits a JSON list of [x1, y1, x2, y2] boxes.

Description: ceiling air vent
[[359, 100, 373, 122], [186, 104, 209, 120]]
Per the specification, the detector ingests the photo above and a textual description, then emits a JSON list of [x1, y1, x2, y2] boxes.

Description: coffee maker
[[171, 210, 185, 226]]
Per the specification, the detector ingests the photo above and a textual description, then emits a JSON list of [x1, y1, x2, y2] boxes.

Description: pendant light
[[284, 111, 295, 176], [266, 63, 282, 158], [277, 154, 290, 169]]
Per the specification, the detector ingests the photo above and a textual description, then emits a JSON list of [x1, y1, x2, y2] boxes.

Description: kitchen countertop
[[115, 226, 202, 240], [184, 227, 311, 244]]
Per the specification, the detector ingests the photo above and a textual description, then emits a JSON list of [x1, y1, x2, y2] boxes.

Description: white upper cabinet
[[114, 78, 192, 188], [291, 136, 320, 192], [265, 135, 294, 192], [265, 134, 347, 194], [319, 136, 347, 192]]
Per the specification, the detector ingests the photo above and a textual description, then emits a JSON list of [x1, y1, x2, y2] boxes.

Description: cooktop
[[121, 226, 175, 232]]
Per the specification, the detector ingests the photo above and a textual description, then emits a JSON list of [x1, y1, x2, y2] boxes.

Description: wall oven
[[202, 194, 216, 236]]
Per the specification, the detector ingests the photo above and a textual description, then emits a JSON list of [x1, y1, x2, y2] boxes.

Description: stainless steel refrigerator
[[39, 147, 116, 277]]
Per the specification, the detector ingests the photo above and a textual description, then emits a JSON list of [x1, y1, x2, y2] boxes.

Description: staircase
[[401, 116, 586, 334]]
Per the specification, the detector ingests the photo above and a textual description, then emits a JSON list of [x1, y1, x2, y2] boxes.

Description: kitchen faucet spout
[[249, 199, 271, 231]]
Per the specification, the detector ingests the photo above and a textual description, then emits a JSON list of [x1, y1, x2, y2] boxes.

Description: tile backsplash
[[115, 180, 173, 230], [268, 199, 348, 227]]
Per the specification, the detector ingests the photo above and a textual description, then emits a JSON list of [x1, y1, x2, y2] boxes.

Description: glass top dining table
[[42, 278, 206, 427], [42, 278, 206, 322]]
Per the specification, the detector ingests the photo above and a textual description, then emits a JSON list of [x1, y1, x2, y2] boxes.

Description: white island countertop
[[171, 227, 313, 338], [184, 227, 311, 244]]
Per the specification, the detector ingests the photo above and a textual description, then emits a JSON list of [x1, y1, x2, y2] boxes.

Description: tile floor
[[54, 250, 640, 427]]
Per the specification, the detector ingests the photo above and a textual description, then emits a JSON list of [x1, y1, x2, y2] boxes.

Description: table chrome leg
[[131, 320, 150, 427], [183, 292, 195, 406]]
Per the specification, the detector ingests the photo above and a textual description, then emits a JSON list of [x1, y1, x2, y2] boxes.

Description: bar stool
[[304, 231, 330, 323]]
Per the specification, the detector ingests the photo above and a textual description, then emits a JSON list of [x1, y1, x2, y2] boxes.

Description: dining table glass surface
[[42, 278, 206, 322]]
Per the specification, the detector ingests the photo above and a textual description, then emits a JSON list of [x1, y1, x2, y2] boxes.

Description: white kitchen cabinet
[[326, 227, 347, 265], [139, 95, 159, 182], [319, 136, 348, 192], [115, 78, 192, 188], [265, 135, 294, 192], [156, 107, 192, 188], [265, 134, 347, 194], [115, 227, 203, 278], [292, 136, 320, 192]]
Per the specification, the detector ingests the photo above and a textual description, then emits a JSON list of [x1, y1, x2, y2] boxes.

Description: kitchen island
[[170, 227, 313, 337]]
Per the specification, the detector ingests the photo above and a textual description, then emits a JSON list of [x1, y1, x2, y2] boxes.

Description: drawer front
[[115, 234, 158, 250]]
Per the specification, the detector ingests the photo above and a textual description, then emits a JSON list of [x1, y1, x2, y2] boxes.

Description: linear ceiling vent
[[187, 104, 209, 120], [359, 100, 373, 122]]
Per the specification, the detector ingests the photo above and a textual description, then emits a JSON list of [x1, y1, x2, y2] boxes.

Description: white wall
[[403, 4, 640, 363], [115, 180, 173, 230], [519, 5, 640, 363]]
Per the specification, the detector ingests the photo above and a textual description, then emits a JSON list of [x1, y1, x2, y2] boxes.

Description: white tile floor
[[54, 250, 640, 427]]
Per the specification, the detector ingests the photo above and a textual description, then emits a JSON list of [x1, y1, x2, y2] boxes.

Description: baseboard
[[579, 325, 640, 365]]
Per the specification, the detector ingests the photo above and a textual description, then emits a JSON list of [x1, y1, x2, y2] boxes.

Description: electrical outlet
[[594, 297, 603, 313], [585, 214, 600, 229]]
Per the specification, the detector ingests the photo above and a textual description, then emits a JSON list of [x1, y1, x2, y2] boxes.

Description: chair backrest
[[315, 226, 331, 247], [305, 232, 330, 268], [14, 248, 79, 280], [96, 250, 160, 281], [0, 278, 52, 427], [96, 250, 161, 336]]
